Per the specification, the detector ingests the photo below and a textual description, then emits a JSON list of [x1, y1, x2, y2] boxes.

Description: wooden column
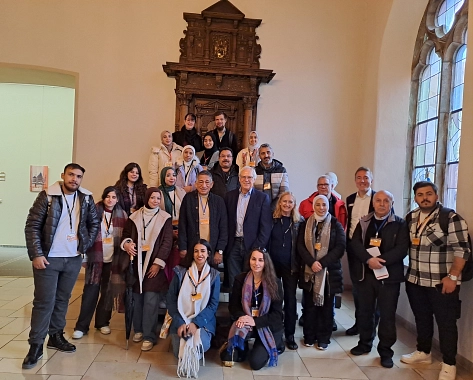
[[243, 96, 257, 148]]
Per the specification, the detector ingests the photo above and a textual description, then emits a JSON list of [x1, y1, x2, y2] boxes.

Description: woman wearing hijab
[[196, 132, 219, 170], [172, 113, 203, 152], [236, 131, 260, 170], [114, 162, 147, 215], [269, 192, 304, 350], [72, 186, 128, 339], [174, 145, 203, 193], [120, 187, 173, 351], [221, 248, 284, 370], [158, 167, 186, 282], [167, 239, 220, 378], [148, 130, 183, 187], [297, 194, 345, 350]]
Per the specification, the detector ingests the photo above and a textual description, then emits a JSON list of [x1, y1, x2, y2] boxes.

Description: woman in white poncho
[[167, 239, 220, 378]]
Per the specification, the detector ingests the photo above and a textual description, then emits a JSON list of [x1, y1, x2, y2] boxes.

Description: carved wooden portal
[[163, 0, 275, 149]]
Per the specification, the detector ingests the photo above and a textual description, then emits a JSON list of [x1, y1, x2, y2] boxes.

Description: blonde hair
[[273, 192, 301, 223]]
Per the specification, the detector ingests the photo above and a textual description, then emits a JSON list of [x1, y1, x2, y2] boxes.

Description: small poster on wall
[[30, 166, 48, 192]]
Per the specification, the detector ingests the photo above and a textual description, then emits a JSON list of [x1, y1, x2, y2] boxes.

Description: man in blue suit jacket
[[224, 166, 272, 290]]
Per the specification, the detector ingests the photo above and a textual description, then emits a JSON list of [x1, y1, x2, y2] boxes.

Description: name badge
[[103, 237, 113, 245], [66, 233, 77, 242], [369, 238, 382, 247], [251, 307, 259, 317], [314, 242, 322, 250], [263, 182, 271, 190], [200, 218, 210, 225], [172, 220, 179, 226], [411, 237, 420, 246], [165, 161, 172, 167], [249, 161, 255, 167], [191, 293, 202, 302], [142, 244, 150, 251]]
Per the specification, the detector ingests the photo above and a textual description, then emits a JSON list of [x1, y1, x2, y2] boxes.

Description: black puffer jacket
[[297, 215, 346, 295], [24, 181, 100, 260]]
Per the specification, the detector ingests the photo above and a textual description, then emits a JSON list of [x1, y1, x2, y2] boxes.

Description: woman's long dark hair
[[181, 239, 213, 268], [248, 248, 279, 300], [115, 162, 144, 192]]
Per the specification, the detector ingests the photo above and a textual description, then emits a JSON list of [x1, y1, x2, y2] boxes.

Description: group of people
[[20, 113, 470, 380]]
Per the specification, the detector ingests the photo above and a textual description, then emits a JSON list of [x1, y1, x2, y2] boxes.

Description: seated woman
[[121, 187, 173, 351], [196, 132, 219, 170], [167, 240, 220, 378], [115, 162, 147, 215], [158, 166, 186, 283], [221, 248, 284, 370], [73, 186, 128, 339], [174, 145, 203, 193], [297, 194, 345, 351]]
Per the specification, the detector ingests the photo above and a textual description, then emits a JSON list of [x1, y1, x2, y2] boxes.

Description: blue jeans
[[133, 291, 159, 343], [29, 255, 82, 345], [227, 237, 248, 291]]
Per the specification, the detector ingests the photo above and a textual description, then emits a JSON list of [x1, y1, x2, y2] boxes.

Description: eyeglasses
[[240, 176, 254, 180], [252, 247, 267, 254], [317, 184, 330, 187]]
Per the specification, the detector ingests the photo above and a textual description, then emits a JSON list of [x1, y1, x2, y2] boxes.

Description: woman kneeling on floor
[[167, 239, 220, 378], [221, 248, 284, 370]]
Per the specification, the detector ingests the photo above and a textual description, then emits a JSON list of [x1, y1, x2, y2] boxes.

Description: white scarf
[[177, 261, 212, 378]]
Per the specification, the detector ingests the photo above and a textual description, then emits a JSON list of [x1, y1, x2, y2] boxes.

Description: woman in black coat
[[297, 194, 345, 351]]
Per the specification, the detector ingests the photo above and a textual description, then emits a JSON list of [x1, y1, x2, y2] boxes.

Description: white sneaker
[[141, 340, 153, 351], [99, 326, 111, 335], [401, 350, 432, 364], [72, 330, 84, 339], [438, 363, 456, 380], [133, 332, 143, 343]]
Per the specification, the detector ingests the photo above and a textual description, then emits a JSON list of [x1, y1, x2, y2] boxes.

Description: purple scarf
[[227, 271, 278, 367]]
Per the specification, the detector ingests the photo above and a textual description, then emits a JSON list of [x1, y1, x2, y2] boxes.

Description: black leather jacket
[[24, 183, 100, 260]]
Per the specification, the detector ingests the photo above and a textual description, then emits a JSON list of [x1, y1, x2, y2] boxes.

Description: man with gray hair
[[254, 143, 289, 211], [348, 190, 409, 369], [224, 166, 272, 289]]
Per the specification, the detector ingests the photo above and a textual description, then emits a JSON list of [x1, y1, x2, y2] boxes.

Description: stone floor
[[0, 273, 470, 380]]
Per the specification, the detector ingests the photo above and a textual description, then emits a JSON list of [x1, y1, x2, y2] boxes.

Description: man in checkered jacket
[[401, 181, 470, 380]]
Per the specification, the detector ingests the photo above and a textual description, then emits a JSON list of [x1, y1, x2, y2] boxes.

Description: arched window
[[406, 0, 467, 210]]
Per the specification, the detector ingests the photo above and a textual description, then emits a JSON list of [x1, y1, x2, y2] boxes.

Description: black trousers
[[247, 329, 284, 370], [274, 263, 298, 337], [357, 272, 400, 358], [75, 262, 112, 333], [302, 285, 334, 345], [406, 281, 460, 366]]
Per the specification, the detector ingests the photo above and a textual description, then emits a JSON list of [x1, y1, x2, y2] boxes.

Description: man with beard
[[210, 148, 239, 198], [211, 111, 239, 156], [401, 181, 470, 380], [23, 163, 100, 369], [254, 143, 289, 211]]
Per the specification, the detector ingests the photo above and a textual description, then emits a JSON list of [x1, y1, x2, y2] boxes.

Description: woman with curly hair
[[114, 162, 147, 215]]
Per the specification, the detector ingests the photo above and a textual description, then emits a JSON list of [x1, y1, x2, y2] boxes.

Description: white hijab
[[313, 194, 330, 222]]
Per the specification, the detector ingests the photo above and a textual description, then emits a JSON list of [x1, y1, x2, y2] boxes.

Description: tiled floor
[[0, 274, 470, 380]]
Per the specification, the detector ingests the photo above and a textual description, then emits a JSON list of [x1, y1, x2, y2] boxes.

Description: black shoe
[[285, 335, 298, 350], [22, 344, 43, 369], [346, 324, 359, 336], [380, 356, 394, 368], [47, 331, 76, 353], [277, 345, 285, 355], [298, 316, 304, 327], [332, 320, 338, 331], [350, 345, 371, 356]]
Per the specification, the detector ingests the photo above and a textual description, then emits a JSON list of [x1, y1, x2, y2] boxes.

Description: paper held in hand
[[366, 247, 389, 280]]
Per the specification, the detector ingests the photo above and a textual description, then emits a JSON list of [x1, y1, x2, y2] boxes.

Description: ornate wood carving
[[163, 0, 275, 148]]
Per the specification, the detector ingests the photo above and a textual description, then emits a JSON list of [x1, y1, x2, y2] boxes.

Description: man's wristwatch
[[447, 273, 458, 281], [216, 250, 223, 255]]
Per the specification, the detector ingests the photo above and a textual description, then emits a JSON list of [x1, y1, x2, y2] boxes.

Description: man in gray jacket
[[23, 163, 99, 369]]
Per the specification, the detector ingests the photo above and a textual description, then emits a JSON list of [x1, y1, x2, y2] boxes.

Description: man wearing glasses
[[224, 166, 272, 290]]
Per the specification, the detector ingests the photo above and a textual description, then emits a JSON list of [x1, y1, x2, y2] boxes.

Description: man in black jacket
[[23, 163, 100, 369], [211, 111, 239, 156], [348, 190, 409, 368], [210, 148, 239, 198], [178, 170, 228, 266]]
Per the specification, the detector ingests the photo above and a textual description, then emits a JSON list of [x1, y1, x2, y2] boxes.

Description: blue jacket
[[166, 265, 220, 335], [224, 188, 272, 253]]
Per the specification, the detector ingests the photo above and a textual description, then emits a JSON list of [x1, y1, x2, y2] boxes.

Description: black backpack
[[406, 206, 473, 282]]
